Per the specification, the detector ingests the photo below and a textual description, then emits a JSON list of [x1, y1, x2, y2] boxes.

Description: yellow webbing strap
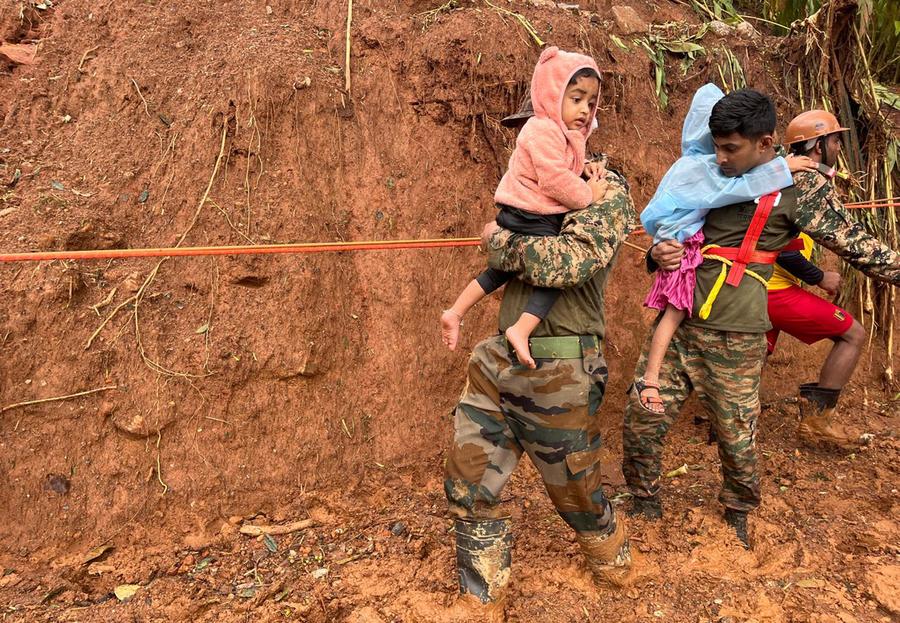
[[698, 246, 769, 320]]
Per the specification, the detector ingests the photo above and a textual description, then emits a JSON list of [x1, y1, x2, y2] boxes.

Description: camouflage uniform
[[444, 161, 637, 601], [445, 335, 615, 529], [623, 167, 900, 515], [791, 170, 900, 284], [623, 326, 767, 510]]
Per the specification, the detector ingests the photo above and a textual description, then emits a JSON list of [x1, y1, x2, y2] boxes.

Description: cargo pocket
[[583, 351, 609, 417], [565, 445, 603, 476]]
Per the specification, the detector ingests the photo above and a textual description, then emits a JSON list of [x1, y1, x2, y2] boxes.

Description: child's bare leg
[[441, 280, 487, 351], [505, 312, 541, 369], [639, 305, 686, 413]]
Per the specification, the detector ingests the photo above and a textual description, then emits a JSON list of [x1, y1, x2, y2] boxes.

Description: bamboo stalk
[[344, 0, 353, 94]]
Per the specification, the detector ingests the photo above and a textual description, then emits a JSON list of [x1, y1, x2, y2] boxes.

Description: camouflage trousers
[[622, 323, 767, 512], [444, 335, 616, 535]]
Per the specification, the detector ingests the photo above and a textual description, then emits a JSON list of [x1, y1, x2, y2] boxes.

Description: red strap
[[725, 191, 781, 287], [781, 237, 806, 252], [706, 236, 805, 266], [705, 247, 781, 264]]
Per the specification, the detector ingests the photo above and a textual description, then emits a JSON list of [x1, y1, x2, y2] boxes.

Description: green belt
[[504, 335, 598, 359]]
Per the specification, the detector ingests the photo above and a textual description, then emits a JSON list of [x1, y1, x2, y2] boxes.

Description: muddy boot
[[452, 517, 512, 620], [707, 423, 718, 445], [798, 383, 858, 450], [724, 509, 750, 549], [576, 520, 636, 588], [627, 495, 662, 520]]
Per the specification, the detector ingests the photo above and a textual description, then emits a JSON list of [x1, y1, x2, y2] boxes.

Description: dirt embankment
[[0, 0, 897, 621]]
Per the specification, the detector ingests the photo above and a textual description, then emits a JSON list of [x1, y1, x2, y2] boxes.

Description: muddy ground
[[0, 0, 898, 621]]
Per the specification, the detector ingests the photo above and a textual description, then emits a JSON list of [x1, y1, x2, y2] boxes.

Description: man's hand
[[818, 270, 842, 295], [480, 221, 501, 251], [650, 239, 684, 271]]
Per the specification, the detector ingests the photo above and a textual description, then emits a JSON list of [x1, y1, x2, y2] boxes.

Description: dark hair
[[708, 89, 776, 139], [568, 67, 600, 86], [788, 140, 815, 156]]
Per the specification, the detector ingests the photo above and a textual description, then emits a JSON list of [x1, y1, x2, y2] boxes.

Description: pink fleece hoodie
[[494, 47, 600, 215]]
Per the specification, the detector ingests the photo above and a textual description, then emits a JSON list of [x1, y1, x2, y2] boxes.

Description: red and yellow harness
[[698, 191, 805, 320]]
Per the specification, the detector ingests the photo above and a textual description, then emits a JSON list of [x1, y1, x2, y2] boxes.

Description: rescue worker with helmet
[[767, 110, 871, 449]]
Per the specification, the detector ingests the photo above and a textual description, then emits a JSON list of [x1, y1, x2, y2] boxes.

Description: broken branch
[[239, 519, 316, 536], [1, 385, 117, 414]]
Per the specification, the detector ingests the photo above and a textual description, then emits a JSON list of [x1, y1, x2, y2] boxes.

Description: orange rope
[[0, 194, 896, 263], [845, 196, 900, 209], [0, 238, 482, 263]]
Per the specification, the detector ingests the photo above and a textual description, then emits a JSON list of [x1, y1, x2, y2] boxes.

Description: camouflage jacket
[[793, 170, 900, 286], [486, 159, 638, 289]]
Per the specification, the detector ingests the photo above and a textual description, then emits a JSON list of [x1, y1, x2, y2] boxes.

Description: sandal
[[634, 377, 665, 414]]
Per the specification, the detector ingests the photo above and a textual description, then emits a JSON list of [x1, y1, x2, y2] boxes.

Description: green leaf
[[114, 584, 140, 601], [874, 83, 900, 110], [195, 323, 209, 334], [610, 35, 630, 51], [658, 41, 705, 55], [263, 533, 278, 553]]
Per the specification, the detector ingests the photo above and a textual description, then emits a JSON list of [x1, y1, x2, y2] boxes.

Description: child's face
[[561, 76, 599, 131]]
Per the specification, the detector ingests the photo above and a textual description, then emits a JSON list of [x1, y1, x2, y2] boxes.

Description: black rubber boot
[[724, 509, 750, 549], [627, 495, 662, 520], [454, 517, 513, 605], [693, 416, 717, 445]]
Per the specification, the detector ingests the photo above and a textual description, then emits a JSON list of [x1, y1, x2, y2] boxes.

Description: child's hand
[[583, 161, 607, 180], [587, 172, 609, 204], [785, 154, 818, 173]]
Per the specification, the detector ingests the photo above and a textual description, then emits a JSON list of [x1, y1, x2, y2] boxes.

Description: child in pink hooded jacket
[[441, 47, 608, 367]]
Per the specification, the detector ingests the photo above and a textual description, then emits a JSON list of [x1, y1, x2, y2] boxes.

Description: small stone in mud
[[45, 474, 70, 495], [390, 522, 407, 537]]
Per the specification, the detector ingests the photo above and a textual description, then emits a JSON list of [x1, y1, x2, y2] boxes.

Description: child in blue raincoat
[[635, 84, 816, 413]]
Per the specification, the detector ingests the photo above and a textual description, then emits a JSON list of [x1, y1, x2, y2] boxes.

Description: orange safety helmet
[[784, 110, 849, 147]]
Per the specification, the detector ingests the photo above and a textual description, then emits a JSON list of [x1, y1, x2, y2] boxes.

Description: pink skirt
[[643, 229, 705, 315]]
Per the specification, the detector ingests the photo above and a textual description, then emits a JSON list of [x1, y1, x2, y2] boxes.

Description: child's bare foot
[[635, 377, 665, 414], [441, 309, 463, 351], [505, 324, 536, 368]]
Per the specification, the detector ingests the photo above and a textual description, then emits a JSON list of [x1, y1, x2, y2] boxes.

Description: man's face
[[712, 132, 774, 177], [822, 133, 843, 167], [561, 76, 599, 131]]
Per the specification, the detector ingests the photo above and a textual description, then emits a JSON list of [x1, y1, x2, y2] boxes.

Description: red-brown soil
[[0, 1, 897, 621]]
